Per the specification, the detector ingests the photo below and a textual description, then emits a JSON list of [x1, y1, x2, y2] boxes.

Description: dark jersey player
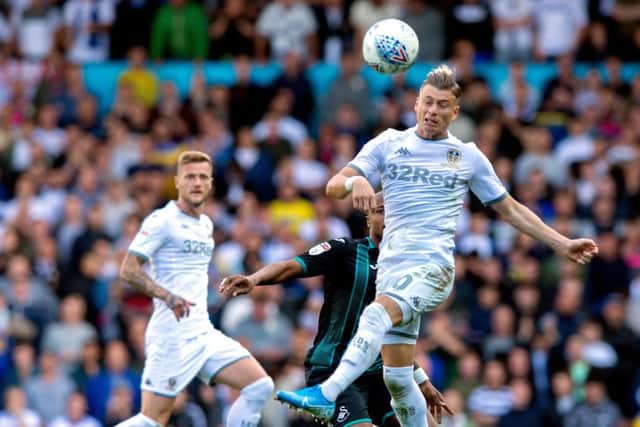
[[219, 196, 450, 427]]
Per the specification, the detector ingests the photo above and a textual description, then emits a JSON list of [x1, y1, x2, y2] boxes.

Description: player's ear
[[174, 174, 179, 189], [452, 103, 460, 120]]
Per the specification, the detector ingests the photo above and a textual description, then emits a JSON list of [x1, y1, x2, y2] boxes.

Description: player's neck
[[176, 198, 203, 218], [416, 128, 448, 140], [369, 233, 381, 247]]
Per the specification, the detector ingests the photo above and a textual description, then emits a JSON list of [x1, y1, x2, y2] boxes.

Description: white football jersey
[[128, 201, 215, 339], [349, 127, 507, 269]]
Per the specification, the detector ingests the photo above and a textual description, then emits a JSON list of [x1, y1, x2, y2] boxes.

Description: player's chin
[[187, 194, 206, 205]]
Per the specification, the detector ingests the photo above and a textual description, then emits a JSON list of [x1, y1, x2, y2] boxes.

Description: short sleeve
[[294, 239, 348, 278], [128, 212, 167, 261], [347, 130, 391, 181], [468, 144, 508, 205]]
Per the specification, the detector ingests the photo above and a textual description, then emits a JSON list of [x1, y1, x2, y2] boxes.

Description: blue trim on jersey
[[387, 330, 418, 339], [346, 163, 366, 177], [294, 256, 308, 274], [343, 418, 373, 427], [128, 250, 149, 262], [152, 390, 177, 398], [207, 355, 251, 384], [382, 411, 396, 424], [366, 237, 375, 249], [485, 191, 508, 206]]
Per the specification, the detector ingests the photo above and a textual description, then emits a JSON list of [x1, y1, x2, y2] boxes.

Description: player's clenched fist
[[350, 176, 377, 212], [562, 238, 599, 265], [218, 275, 256, 297]]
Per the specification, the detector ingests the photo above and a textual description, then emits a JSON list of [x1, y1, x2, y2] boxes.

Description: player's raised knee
[[242, 376, 275, 401]]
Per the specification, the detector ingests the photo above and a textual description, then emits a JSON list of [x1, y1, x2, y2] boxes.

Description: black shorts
[[306, 369, 397, 427]]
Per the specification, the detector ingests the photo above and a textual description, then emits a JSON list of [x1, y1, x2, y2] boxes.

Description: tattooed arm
[[120, 253, 195, 320]]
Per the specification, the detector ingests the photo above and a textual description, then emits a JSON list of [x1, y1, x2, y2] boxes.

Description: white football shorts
[[141, 329, 251, 397], [378, 260, 454, 345]]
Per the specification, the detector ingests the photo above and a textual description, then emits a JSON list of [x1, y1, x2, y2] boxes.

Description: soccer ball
[[362, 19, 419, 74]]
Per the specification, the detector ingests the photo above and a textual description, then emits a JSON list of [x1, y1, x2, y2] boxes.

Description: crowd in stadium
[[0, 0, 639, 425]]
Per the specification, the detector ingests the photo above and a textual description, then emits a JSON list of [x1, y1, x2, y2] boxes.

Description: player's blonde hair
[[177, 150, 213, 174], [421, 64, 462, 99]]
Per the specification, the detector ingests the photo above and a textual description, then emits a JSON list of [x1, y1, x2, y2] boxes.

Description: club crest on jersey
[[446, 149, 461, 168], [309, 242, 331, 255]]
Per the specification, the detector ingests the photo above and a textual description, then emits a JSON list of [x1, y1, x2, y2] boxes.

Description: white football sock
[[320, 302, 392, 401], [114, 413, 162, 427], [384, 365, 428, 427], [227, 376, 274, 427]]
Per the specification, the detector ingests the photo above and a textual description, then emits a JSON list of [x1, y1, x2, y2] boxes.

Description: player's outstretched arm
[[219, 259, 304, 297], [120, 253, 195, 320], [326, 167, 377, 211], [491, 195, 599, 264]]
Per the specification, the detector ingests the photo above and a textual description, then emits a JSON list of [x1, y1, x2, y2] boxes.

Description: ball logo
[[374, 34, 409, 65]]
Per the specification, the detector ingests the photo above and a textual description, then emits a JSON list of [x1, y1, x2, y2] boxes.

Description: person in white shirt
[[116, 151, 274, 427], [48, 392, 101, 427], [63, 0, 114, 63], [0, 387, 41, 427], [276, 65, 599, 426]]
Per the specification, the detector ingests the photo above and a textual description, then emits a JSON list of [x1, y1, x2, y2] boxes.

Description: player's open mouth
[[425, 119, 438, 127]]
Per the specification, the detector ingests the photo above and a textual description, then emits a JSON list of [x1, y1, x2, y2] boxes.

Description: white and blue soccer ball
[[362, 18, 419, 74]]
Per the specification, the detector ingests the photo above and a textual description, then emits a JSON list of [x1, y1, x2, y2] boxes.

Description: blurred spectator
[[440, 388, 473, 427], [533, 0, 588, 60], [299, 196, 350, 244], [166, 390, 208, 427], [70, 340, 101, 392], [252, 90, 308, 148], [483, 304, 516, 360], [2, 342, 36, 391], [24, 351, 74, 423], [498, 379, 542, 427], [403, 0, 445, 62], [468, 359, 514, 426], [85, 340, 140, 423], [0, 254, 59, 332], [268, 182, 315, 234], [228, 56, 273, 132], [321, 50, 374, 127], [564, 370, 621, 427], [489, 0, 534, 62], [150, 0, 207, 60], [587, 232, 630, 307], [447, 0, 493, 58], [290, 138, 328, 195], [208, 0, 254, 60], [545, 370, 575, 427], [109, 0, 157, 59], [577, 20, 612, 62], [0, 386, 41, 427], [49, 392, 101, 427], [226, 287, 293, 369], [12, 0, 61, 61], [272, 52, 314, 126], [255, 0, 318, 62], [450, 350, 482, 399], [118, 47, 158, 108], [40, 294, 97, 372], [349, 0, 401, 48], [312, 0, 353, 65], [63, 0, 114, 63]]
